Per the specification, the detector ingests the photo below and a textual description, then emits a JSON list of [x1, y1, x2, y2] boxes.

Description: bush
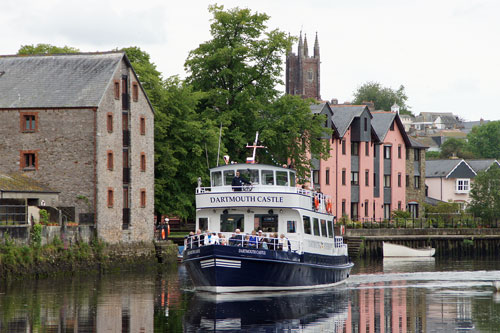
[[39, 209, 49, 225]]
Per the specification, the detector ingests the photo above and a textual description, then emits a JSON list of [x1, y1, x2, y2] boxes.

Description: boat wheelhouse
[[183, 163, 353, 293]]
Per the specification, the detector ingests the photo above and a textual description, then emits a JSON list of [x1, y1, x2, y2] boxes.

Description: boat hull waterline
[[183, 245, 354, 293]]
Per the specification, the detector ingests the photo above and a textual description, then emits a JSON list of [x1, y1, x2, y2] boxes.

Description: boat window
[[303, 216, 311, 234], [320, 219, 328, 237], [287, 220, 296, 233], [262, 170, 274, 185], [289, 171, 296, 187], [276, 171, 288, 186], [313, 218, 320, 236], [238, 169, 259, 184], [220, 214, 244, 232], [211, 172, 222, 187], [327, 220, 334, 238], [254, 214, 278, 233], [223, 170, 235, 185], [198, 217, 208, 231]]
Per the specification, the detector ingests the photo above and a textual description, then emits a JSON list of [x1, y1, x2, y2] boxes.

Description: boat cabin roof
[[210, 164, 294, 173]]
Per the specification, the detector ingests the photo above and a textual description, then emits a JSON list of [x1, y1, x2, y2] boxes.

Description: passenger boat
[[183, 149, 353, 292], [383, 242, 436, 257]]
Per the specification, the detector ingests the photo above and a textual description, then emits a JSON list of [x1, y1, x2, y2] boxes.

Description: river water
[[2, 258, 500, 332]]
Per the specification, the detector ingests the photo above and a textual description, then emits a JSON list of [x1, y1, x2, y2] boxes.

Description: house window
[[398, 201, 402, 210], [398, 145, 401, 159], [384, 204, 391, 219], [140, 189, 146, 208], [365, 170, 369, 186], [398, 173, 402, 187], [351, 203, 358, 220], [364, 118, 368, 132], [414, 149, 420, 161], [365, 142, 369, 156], [342, 139, 346, 155], [365, 200, 369, 217], [342, 169, 346, 186], [406, 174, 410, 188], [312, 170, 319, 185], [456, 179, 470, 193], [351, 142, 359, 156], [107, 188, 114, 208], [140, 153, 146, 172], [20, 151, 38, 170], [351, 172, 359, 185], [140, 116, 146, 135], [342, 200, 346, 215], [114, 80, 120, 99], [384, 146, 392, 159], [132, 82, 139, 102], [107, 113, 113, 133], [107, 151, 114, 170], [325, 168, 330, 185], [20, 112, 38, 132], [414, 176, 421, 189], [123, 187, 129, 209], [384, 175, 391, 188], [373, 172, 377, 187]]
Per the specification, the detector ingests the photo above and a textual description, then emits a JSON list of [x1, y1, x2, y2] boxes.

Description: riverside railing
[[342, 216, 498, 229]]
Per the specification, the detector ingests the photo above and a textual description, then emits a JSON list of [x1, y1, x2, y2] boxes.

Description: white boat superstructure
[[383, 242, 436, 257]]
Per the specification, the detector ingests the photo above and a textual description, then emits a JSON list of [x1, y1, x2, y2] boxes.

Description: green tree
[[154, 77, 219, 218], [258, 96, 331, 179], [425, 151, 441, 160], [467, 121, 500, 159], [352, 81, 412, 115], [184, 4, 294, 162], [439, 138, 475, 159], [18, 43, 79, 55], [468, 167, 500, 222]]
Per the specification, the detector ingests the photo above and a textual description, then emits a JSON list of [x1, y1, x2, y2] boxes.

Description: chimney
[[362, 101, 375, 112], [331, 98, 338, 105]]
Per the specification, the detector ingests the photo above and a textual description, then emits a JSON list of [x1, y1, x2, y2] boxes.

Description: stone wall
[[405, 148, 426, 217]]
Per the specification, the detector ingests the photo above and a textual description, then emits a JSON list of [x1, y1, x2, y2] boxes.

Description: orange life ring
[[327, 200, 332, 213], [161, 228, 166, 240], [314, 196, 319, 210]]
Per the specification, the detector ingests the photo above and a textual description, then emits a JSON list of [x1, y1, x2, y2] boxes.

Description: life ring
[[327, 200, 332, 214], [314, 196, 319, 210]]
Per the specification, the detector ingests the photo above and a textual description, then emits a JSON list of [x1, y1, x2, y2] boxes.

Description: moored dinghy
[[383, 242, 435, 257]]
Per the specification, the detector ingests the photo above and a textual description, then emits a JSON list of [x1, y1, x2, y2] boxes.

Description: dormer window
[[456, 179, 470, 193]]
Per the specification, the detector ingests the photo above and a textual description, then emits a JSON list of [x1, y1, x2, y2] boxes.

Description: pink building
[[310, 103, 411, 221]]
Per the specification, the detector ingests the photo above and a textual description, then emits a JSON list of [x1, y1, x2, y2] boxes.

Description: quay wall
[[344, 228, 500, 258]]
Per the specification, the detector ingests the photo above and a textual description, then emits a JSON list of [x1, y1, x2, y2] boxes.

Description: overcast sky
[[2, 0, 499, 121]]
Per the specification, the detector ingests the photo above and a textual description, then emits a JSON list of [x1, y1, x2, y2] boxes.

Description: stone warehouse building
[[0, 52, 154, 243]]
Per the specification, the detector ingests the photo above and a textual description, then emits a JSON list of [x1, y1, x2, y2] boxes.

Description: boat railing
[[333, 236, 348, 256], [184, 234, 302, 253]]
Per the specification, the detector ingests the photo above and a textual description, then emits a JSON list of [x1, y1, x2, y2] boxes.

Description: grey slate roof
[[425, 159, 477, 178], [461, 120, 490, 134], [408, 137, 428, 149], [330, 105, 368, 137], [0, 53, 123, 108], [371, 112, 396, 140], [0, 173, 58, 193], [466, 159, 500, 173], [310, 103, 327, 114]]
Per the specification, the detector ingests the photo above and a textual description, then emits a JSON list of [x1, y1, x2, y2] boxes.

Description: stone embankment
[[344, 228, 500, 258]]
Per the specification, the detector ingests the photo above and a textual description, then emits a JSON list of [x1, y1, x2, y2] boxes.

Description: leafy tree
[[352, 81, 412, 115], [468, 167, 500, 222], [439, 138, 475, 159], [258, 96, 331, 179], [184, 4, 294, 162], [425, 151, 441, 160], [18, 44, 79, 55], [154, 77, 219, 218], [467, 121, 500, 159]]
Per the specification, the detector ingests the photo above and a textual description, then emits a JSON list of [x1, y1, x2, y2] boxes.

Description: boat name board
[[186, 249, 200, 255], [238, 248, 266, 255], [210, 195, 284, 204]]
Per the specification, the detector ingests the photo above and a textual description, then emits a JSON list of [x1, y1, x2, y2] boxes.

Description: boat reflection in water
[[382, 257, 436, 273], [184, 288, 350, 332]]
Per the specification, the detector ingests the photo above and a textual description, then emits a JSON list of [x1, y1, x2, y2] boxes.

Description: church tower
[[286, 32, 321, 100]]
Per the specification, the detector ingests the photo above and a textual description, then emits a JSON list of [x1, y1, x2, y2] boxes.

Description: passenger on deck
[[204, 230, 213, 245], [231, 171, 251, 191], [248, 230, 258, 248], [185, 231, 195, 249], [259, 232, 269, 249], [219, 233, 227, 245], [229, 228, 244, 246], [269, 233, 279, 251], [279, 233, 291, 251], [211, 232, 220, 245]]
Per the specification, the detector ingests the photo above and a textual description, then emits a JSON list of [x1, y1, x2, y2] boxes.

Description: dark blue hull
[[183, 245, 353, 292]]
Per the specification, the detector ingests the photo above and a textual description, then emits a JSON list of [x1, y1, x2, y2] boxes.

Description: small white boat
[[383, 242, 435, 257]]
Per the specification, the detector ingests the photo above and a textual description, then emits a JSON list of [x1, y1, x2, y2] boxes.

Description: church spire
[[314, 32, 320, 58], [298, 31, 304, 58], [303, 33, 309, 58]]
